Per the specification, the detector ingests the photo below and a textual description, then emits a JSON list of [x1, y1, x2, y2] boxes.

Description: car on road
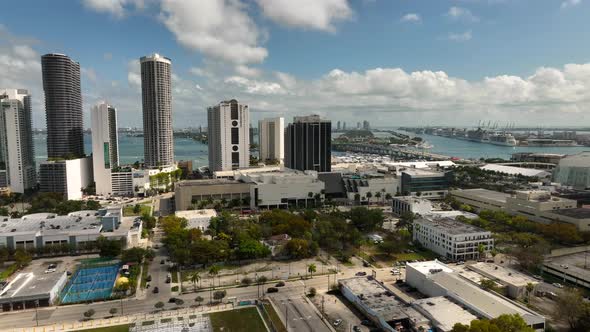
[[457, 261, 465, 265], [160, 259, 165, 264], [275, 281, 285, 287], [333, 319, 343, 326], [168, 297, 177, 303], [146, 275, 152, 282], [533, 275, 542, 280], [152, 287, 159, 293], [355, 271, 367, 276], [353, 326, 361, 332], [390, 268, 400, 275], [267, 287, 279, 293], [361, 319, 373, 326], [552, 283, 564, 288]]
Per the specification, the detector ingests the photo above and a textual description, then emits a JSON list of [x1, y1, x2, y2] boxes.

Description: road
[[0, 272, 345, 330]]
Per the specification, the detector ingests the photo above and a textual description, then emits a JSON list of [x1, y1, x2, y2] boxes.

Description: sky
[[1, 0, 590, 129]]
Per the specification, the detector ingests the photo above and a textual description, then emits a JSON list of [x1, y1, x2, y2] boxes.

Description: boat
[[488, 132, 517, 146]]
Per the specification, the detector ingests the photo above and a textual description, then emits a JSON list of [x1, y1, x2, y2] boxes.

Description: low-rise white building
[[413, 216, 494, 261], [236, 169, 325, 209], [411, 296, 478, 332], [467, 262, 539, 299], [406, 260, 545, 331], [392, 196, 433, 215], [176, 209, 217, 232], [343, 174, 400, 204]]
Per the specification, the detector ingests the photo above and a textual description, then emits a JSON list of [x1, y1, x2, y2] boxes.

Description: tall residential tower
[[258, 117, 284, 164], [140, 53, 173, 168], [0, 89, 36, 193], [41, 53, 84, 159], [207, 99, 250, 172], [91, 102, 119, 196], [285, 115, 331, 172]]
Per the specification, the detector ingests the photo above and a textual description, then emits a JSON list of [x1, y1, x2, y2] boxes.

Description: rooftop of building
[[0, 213, 103, 235], [467, 262, 538, 287], [214, 166, 282, 178], [293, 114, 330, 123], [416, 216, 490, 235], [557, 151, 590, 166], [392, 196, 432, 204], [140, 53, 172, 63], [175, 178, 246, 187], [0, 272, 65, 303], [241, 169, 320, 184], [412, 296, 478, 331], [480, 164, 551, 178], [429, 272, 543, 322], [399, 167, 447, 177], [407, 260, 455, 276], [549, 208, 590, 219], [384, 161, 455, 169], [451, 188, 510, 204], [175, 209, 218, 220], [339, 277, 427, 325]]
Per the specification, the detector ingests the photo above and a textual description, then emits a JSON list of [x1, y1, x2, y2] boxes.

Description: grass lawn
[[208, 307, 267, 332], [263, 304, 287, 332], [79, 325, 129, 332], [123, 204, 151, 217]]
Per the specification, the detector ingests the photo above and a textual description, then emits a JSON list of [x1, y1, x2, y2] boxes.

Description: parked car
[[267, 287, 279, 293], [275, 281, 285, 287], [552, 283, 564, 289], [152, 287, 159, 294], [353, 326, 361, 332], [168, 297, 177, 303], [146, 275, 152, 282], [457, 261, 465, 265], [355, 271, 367, 276], [160, 259, 165, 264], [333, 319, 343, 327], [533, 275, 542, 280]]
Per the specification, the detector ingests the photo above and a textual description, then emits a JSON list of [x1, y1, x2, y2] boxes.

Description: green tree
[[213, 290, 227, 302], [525, 283, 535, 302], [14, 249, 32, 267], [451, 314, 534, 332], [195, 296, 204, 306], [477, 243, 486, 259], [480, 279, 497, 291], [308, 287, 317, 297], [189, 272, 200, 290], [241, 277, 252, 286], [307, 263, 317, 279], [209, 265, 221, 287], [556, 288, 590, 330], [257, 275, 268, 285]]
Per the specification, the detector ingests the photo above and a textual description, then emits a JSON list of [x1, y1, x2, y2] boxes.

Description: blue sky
[[1, 0, 590, 128]]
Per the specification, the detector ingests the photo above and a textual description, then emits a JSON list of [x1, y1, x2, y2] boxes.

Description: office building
[[411, 297, 478, 332], [405, 261, 545, 331], [91, 102, 119, 196], [553, 152, 590, 190], [258, 117, 284, 164], [336, 121, 341, 131], [236, 169, 324, 209], [400, 168, 452, 199], [140, 53, 173, 168], [207, 99, 250, 172], [0, 89, 36, 193], [451, 188, 590, 231], [175, 209, 217, 232], [467, 262, 539, 299], [363, 120, 370, 130], [39, 157, 92, 200], [342, 122, 346, 130], [0, 271, 67, 311], [285, 115, 331, 172], [175, 179, 251, 210], [413, 216, 494, 261], [41, 54, 83, 159]]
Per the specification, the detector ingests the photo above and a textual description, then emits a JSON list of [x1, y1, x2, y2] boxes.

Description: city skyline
[[0, 1, 589, 129]]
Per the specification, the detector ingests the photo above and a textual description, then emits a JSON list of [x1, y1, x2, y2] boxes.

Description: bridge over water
[[332, 142, 452, 161]]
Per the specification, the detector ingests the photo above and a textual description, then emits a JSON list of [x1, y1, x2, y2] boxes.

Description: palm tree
[[525, 282, 535, 302], [190, 272, 201, 291], [195, 296, 204, 306], [385, 193, 392, 201], [365, 192, 372, 206], [307, 263, 317, 279], [375, 192, 382, 205], [354, 193, 361, 205], [209, 265, 220, 288], [477, 243, 486, 260]]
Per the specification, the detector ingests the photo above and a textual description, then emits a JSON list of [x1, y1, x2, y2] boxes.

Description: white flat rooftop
[[412, 297, 478, 332], [407, 260, 454, 276], [467, 262, 538, 287]]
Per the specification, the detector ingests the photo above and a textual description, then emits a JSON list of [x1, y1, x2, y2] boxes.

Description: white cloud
[[235, 65, 262, 78], [448, 30, 472, 42], [561, 0, 581, 8], [400, 13, 421, 23], [127, 59, 141, 88], [256, 0, 352, 32], [81, 67, 98, 82], [224, 76, 286, 95], [159, 0, 268, 65], [82, 0, 147, 18], [446, 6, 480, 22]]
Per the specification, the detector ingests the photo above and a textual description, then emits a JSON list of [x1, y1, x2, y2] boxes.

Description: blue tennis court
[[60, 263, 120, 304]]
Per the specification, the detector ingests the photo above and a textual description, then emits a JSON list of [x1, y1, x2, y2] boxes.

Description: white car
[[391, 269, 400, 275], [333, 319, 343, 327], [45, 268, 56, 273], [552, 283, 564, 289]]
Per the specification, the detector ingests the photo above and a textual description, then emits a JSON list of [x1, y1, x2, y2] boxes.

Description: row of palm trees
[[185, 262, 320, 292]]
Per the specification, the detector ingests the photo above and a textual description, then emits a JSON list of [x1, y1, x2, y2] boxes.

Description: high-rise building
[[343, 122, 347, 130], [0, 89, 36, 193], [91, 102, 119, 196], [285, 114, 331, 172], [207, 99, 250, 172], [337, 121, 341, 131], [41, 53, 84, 159], [357, 122, 361, 129], [258, 117, 284, 164], [140, 53, 173, 168], [363, 120, 370, 130]]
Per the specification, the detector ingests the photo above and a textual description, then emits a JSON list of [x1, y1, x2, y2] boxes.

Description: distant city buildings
[[40, 53, 91, 199], [91, 102, 119, 196], [285, 114, 331, 172], [258, 117, 284, 164], [336, 121, 341, 131], [342, 122, 347, 130], [362, 120, 370, 130], [207, 99, 250, 172], [140, 53, 174, 168], [41, 54, 84, 159], [0, 89, 36, 193]]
